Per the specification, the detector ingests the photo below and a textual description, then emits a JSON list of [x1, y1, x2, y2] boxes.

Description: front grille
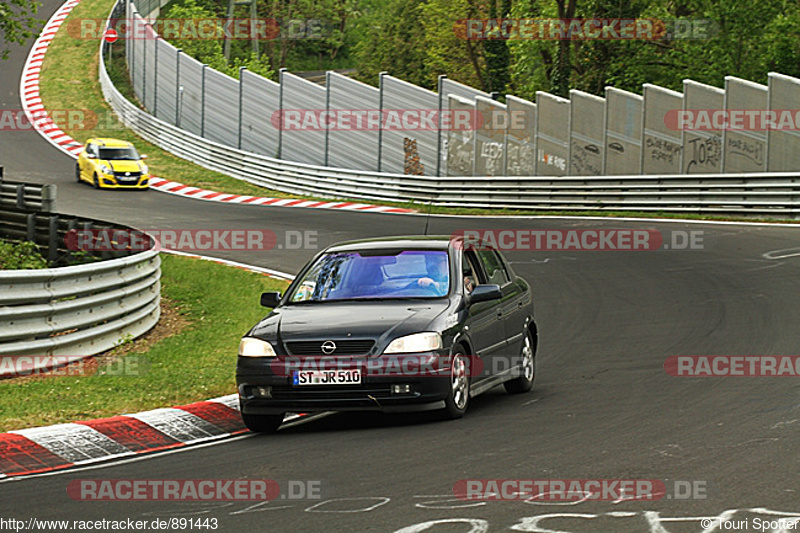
[[271, 386, 392, 400], [285, 339, 375, 356], [114, 171, 142, 181]]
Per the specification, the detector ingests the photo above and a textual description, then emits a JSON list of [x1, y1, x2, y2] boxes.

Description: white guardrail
[[99, 5, 800, 217], [0, 249, 160, 364]]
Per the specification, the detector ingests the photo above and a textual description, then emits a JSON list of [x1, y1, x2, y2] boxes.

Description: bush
[[0, 240, 48, 270]]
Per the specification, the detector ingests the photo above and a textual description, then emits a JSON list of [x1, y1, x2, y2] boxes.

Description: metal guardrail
[[100, 6, 800, 217], [0, 205, 161, 369], [0, 173, 57, 213]]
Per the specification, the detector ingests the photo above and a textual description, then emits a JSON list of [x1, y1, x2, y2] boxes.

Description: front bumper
[[97, 173, 150, 189], [236, 353, 453, 414]]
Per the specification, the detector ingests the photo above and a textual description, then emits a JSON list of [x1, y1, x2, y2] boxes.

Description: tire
[[504, 329, 536, 394], [441, 349, 470, 419], [242, 412, 284, 434], [75, 163, 82, 183], [92, 173, 100, 189]]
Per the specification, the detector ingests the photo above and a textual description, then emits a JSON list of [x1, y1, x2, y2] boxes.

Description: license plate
[[293, 369, 361, 386]]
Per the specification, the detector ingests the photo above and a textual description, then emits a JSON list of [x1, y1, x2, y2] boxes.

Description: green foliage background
[[154, 0, 800, 98]]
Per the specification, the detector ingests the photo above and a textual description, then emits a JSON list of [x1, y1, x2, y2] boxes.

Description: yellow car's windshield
[[99, 147, 139, 160]]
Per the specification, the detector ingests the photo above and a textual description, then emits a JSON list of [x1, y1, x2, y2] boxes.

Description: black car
[[235, 235, 537, 432]]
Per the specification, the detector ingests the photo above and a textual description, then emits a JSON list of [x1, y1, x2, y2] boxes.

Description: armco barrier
[[0, 173, 57, 213], [101, 3, 800, 216], [0, 205, 160, 370], [99, 45, 800, 216]]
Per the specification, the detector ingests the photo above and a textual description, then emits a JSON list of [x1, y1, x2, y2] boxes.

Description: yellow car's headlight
[[99, 164, 112, 175], [383, 332, 442, 354], [238, 337, 277, 358]]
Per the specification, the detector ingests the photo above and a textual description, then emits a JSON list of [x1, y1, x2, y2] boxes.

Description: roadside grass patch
[[0, 253, 288, 431]]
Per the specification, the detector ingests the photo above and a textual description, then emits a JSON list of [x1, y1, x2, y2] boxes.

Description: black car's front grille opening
[[271, 387, 393, 400], [285, 339, 375, 356]]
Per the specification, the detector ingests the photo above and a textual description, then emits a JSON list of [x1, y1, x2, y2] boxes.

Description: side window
[[461, 254, 478, 294], [477, 249, 510, 286]]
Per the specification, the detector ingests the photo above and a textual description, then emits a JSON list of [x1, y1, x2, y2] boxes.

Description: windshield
[[99, 147, 140, 160], [288, 250, 450, 302]]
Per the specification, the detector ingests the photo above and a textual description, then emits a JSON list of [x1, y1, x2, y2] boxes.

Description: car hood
[[104, 160, 142, 172], [250, 300, 451, 349]]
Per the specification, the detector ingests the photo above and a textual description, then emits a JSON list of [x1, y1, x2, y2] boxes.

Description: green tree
[[353, 0, 430, 87], [0, 0, 41, 60]]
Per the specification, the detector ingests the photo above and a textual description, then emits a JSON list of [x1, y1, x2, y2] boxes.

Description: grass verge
[[0, 253, 288, 432], [37, 0, 800, 222]]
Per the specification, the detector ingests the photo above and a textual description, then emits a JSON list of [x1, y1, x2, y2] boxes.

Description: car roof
[[324, 235, 460, 253], [89, 138, 134, 148]]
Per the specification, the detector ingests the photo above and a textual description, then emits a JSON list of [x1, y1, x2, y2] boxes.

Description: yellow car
[[76, 138, 150, 189]]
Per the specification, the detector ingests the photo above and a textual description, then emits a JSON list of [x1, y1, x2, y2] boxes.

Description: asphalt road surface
[[1, 2, 799, 531]]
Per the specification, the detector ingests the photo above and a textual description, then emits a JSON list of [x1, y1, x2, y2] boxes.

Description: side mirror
[[260, 291, 282, 308], [140, 154, 148, 160], [467, 284, 502, 305]]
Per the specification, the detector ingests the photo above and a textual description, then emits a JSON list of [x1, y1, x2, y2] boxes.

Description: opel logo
[[321, 340, 337, 355]]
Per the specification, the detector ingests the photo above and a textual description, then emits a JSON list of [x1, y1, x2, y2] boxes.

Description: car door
[[475, 248, 527, 371], [462, 249, 507, 380], [79, 143, 97, 181]]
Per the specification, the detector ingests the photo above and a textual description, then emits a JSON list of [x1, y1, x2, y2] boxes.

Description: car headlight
[[238, 337, 277, 357], [383, 332, 442, 354], [140, 164, 148, 175], [99, 164, 112, 175]]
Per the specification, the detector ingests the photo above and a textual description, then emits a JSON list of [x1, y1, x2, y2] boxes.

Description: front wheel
[[92, 173, 100, 189], [241, 412, 284, 434], [75, 163, 82, 183], [504, 329, 535, 394], [441, 350, 470, 419]]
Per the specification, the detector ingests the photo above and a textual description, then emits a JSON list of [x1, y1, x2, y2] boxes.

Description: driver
[[417, 253, 449, 295]]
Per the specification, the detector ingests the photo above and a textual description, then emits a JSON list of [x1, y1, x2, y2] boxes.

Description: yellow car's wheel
[[75, 163, 81, 183], [92, 173, 100, 189]]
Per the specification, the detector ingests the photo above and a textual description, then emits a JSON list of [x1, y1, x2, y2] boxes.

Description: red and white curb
[[19, 0, 414, 215], [148, 178, 414, 213], [0, 396, 305, 479], [20, 0, 84, 158]]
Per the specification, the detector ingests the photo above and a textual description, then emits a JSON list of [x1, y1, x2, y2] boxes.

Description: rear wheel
[[242, 412, 284, 434], [504, 329, 535, 394], [441, 350, 470, 419]]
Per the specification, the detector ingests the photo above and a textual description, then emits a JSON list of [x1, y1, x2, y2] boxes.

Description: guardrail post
[[47, 215, 59, 264], [377, 72, 386, 172], [152, 35, 159, 116], [436, 74, 446, 178], [175, 49, 182, 127], [41, 184, 57, 213], [324, 71, 331, 167], [277, 68, 287, 159], [65, 219, 77, 263], [15, 185, 25, 210], [238, 66, 246, 150], [26, 214, 36, 242], [142, 23, 148, 106], [200, 64, 208, 138]]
